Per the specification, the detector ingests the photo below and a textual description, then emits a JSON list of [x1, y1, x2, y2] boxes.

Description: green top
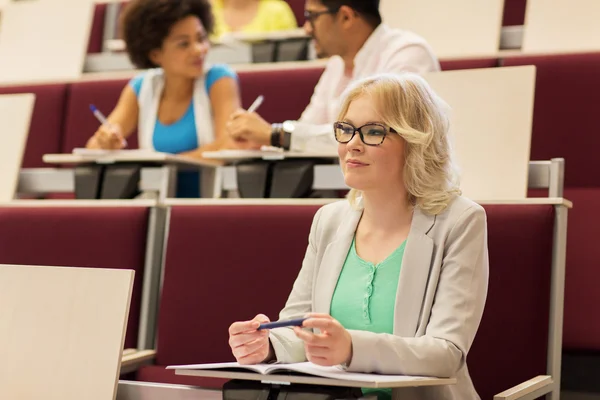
[[330, 237, 407, 400]]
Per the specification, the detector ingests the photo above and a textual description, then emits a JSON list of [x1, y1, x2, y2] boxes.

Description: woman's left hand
[[293, 313, 353, 367]]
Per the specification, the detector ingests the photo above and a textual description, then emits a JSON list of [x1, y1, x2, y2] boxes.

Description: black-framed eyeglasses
[[333, 121, 396, 146], [304, 8, 339, 24]]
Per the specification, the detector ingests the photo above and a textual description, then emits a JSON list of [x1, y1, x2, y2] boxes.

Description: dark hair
[[321, 0, 382, 27], [120, 0, 214, 69]]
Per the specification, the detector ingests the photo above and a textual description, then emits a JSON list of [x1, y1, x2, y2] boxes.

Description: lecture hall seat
[[505, 52, 600, 354], [135, 204, 320, 387], [62, 78, 136, 153], [87, 3, 107, 54], [504, 52, 600, 188], [502, 0, 527, 26], [0, 206, 150, 349], [468, 203, 553, 400], [285, 0, 306, 26], [0, 84, 68, 168], [558, 188, 600, 351], [238, 67, 324, 123], [87, 1, 130, 54], [440, 57, 499, 71]]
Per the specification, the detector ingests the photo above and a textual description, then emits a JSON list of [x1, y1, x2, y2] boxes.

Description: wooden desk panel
[[0, 264, 134, 400]]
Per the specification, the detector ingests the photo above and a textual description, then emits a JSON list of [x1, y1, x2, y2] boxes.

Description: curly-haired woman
[[87, 0, 241, 197]]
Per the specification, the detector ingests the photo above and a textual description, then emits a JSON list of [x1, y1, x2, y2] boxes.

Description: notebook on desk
[[72, 148, 162, 157], [167, 361, 456, 389], [202, 147, 338, 161], [202, 147, 285, 161]]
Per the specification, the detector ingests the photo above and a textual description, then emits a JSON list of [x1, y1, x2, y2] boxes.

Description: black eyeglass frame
[[333, 121, 397, 146], [304, 7, 340, 24]]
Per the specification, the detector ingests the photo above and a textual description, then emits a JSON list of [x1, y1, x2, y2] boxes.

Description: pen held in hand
[[89, 104, 127, 148], [247, 95, 264, 113], [89, 104, 110, 126], [257, 317, 307, 330]]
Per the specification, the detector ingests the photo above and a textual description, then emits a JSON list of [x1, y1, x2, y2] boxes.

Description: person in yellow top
[[211, 0, 298, 39]]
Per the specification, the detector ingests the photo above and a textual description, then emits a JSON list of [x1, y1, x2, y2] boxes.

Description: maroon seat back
[[440, 58, 499, 71], [155, 205, 320, 366], [0, 206, 150, 349], [502, 0, 527, 26], [532, 187, 600, 352], [238, 67, 324, 123], [0, 84, 68, 168], [504, 53, 600, 188], [561, 188, 600, 351], [468, 204, 554, 400], [136, 204, 319, 386], [286, 0, 306, 26], [62, 79, 135, 152], [516, 54, 600, 354], [87, 3, 107, 54]]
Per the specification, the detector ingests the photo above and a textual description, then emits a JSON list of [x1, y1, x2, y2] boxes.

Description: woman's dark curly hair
[[120, 0, 214, 69]]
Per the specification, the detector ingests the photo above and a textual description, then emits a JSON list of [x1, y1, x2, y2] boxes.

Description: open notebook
[[166, 362, 453, 387]]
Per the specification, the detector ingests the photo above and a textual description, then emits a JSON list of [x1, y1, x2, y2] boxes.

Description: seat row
[[0, 198, 570, 399], [7, 52, 600, 190], [86, 0, 526, 53]]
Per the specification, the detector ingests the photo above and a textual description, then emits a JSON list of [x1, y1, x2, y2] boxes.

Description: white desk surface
[[0, 1, 94, 84], [2, 197, 571, 209], [164, 198, 339, 207], [522, 0, 600, 53], [219, 28, 308, 43], [473, 197, 572, 208], [380, 0, 504, 58], [0, 59, 328, 88], [80, 59, 327, 85], [0, 264, 133, 400], [0, 199, 158, 208], [423, 65, 536, 201], [163, 197, 572, 208], [202, 150, 338, 162], [174, 369, 456, 389], [43, 151, 223, 168]]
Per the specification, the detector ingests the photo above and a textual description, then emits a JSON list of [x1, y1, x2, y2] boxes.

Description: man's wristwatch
[[270, 123, 282, 147], [270, 122, 293, 150]]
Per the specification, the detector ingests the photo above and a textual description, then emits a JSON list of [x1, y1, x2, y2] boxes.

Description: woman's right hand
[[228, 314, 272, 365], [86, 124, 126, 150]]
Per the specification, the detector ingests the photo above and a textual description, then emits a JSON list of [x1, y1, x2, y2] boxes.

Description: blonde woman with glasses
[[228, 73, 489, 400]]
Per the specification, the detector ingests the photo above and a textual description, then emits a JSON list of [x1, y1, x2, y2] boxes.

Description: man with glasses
[[227, 0, 439, 154]]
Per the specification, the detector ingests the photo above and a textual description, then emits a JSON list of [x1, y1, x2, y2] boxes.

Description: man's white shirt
[[288, 24, 440, 153]]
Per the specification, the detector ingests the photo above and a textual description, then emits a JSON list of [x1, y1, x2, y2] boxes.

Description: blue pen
[[89, 104, 110, 125], [258, 317, 307, 330], [89, 104, 127, 147]]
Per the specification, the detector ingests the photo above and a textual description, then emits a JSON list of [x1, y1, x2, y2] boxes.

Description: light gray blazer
[[269, 196, 489, 400]]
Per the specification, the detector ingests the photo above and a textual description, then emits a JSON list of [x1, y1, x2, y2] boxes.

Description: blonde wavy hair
[[340, 73, 461, 215]]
